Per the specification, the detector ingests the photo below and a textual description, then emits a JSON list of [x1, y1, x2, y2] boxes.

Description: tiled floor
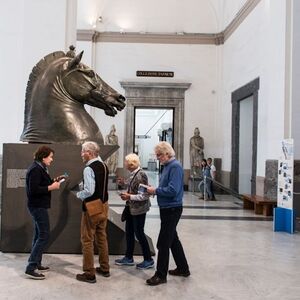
[[1, 191, 300, 300]]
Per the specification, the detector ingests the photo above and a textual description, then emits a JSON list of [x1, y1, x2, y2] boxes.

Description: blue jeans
[[125, 213, 152, 261], [26, 207, 50, 272], [198, 178, 213, 199]]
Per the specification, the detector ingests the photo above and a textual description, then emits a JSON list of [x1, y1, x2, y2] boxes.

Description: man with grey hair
[[146, 142, 190, 286], [76, 141, 110, 283]]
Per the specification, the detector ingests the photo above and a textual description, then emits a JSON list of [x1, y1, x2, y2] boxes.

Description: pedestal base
[[188, 176, 201, 192], [108, 175, 117, 190]]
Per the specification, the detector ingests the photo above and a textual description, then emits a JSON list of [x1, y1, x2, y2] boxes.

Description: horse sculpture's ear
[[68, 50, 84, 70]]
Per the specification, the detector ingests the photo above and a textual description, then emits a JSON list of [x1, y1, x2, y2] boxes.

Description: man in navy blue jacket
[[146, 142, 190, 286]]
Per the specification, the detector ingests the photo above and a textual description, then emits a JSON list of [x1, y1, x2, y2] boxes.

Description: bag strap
[[101, 161, 108, 202], [127, 169, 141, 193]]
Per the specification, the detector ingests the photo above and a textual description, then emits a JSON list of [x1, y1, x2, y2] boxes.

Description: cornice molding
[[77, 31, 218, 45], [77, 0, 262, 45], [223, 0, 262, 42], [120, 81, 191, 90]]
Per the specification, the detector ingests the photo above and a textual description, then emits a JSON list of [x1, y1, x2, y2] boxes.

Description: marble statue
[[189, 127, 204, 177], [20, 46, 126, 145], [105, 125, 119, 175]]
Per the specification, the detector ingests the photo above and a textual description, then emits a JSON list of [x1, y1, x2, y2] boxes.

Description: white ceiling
[[77, 0, 249, 33]]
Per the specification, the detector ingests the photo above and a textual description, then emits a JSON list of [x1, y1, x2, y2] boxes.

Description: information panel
[[277, 139, 294, 209]]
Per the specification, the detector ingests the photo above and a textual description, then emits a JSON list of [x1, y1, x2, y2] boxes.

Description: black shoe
[[25, 270, 45, 280], [37, 265, 50, 272], [146, 275, 167, 286], [76, 273, 96, 283], [96, 267, 110, 277], [168, 268, 190, 277]]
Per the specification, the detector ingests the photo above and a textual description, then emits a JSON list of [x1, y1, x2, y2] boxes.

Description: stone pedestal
[[264, 160, 278, 200], [108, 175, 117, 190], [188, 176, 201, 192]]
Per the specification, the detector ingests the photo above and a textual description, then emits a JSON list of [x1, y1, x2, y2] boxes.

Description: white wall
[[77, 0, 219, 33], [221, 0, 286, 175], [0, 0, 77, 154], [291, 0, 300, 159]]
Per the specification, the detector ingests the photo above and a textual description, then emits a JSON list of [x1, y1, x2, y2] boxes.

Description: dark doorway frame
[[231, 77, 259, 195]]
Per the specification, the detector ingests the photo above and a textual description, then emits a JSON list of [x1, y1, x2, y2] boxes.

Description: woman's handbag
[[121, 204, 130, 222]]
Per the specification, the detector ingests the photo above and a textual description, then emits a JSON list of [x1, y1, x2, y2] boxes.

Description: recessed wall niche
[[120, 82, 191, 164]]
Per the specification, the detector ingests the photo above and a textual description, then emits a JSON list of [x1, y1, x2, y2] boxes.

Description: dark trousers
[[125, 213, 152, 261], [26, 207, 50, 272], [156, 206, 189, 279]]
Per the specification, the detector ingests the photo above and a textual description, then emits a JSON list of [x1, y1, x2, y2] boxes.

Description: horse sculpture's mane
[[24, 51, 65, 120], [21, 47, 126, 145]]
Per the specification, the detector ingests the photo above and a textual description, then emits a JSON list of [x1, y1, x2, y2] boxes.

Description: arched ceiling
[[77, 0, 249, 34]]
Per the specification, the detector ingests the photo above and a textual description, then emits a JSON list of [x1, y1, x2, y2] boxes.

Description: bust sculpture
[[189, 127, 204, 177], [105, 125, 119, 175]]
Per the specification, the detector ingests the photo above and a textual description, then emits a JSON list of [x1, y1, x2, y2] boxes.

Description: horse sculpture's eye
[[86, 70, 95, 78]]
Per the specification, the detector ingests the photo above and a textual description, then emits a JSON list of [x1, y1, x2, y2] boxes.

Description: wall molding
[[77, 0, 261, 45]]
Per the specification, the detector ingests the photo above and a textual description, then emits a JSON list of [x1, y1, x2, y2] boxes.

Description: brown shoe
[[96, 267, 110, 277], [76, 272, 96, 283], [168, 268, 190, 277]]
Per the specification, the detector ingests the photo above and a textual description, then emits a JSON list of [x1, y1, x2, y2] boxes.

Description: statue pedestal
[[108, 174, 117, 190], [188, 176, 201, 192]]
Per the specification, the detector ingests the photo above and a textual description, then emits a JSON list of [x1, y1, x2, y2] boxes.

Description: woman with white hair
[[115, 153, 154, 269], [146, 142, 190, 286]]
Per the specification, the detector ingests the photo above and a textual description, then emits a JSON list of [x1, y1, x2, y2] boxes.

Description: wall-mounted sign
[[136, 71, 174, 77]]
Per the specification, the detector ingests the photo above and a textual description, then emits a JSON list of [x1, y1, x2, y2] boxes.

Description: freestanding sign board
[[274, 139, 295, 233]]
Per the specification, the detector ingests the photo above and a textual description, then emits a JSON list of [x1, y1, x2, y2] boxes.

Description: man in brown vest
[[76, 141, 110, 283]]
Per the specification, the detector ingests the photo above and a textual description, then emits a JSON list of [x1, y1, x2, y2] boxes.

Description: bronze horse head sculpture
[[20, 47, 126, 144]]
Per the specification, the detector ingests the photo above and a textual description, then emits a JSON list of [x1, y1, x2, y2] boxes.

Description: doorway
[[120, 81, 191, 166], [238, 96, 253, 194], [134, 108, 174, 171], [231, 78, 259, 195]]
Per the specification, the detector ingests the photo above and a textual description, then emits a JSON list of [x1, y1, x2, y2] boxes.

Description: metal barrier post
[[204, 175, 207, 201]]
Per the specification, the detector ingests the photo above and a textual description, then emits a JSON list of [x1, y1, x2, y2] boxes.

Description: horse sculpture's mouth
[[90, 89, 126, 117]]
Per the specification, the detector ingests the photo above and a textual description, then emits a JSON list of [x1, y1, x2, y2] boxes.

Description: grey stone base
[[108, 175, 117, 190], [188, 177, 201, 192]]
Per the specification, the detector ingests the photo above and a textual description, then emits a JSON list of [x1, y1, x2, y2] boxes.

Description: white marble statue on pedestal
[[105, 124, 119, 175], [189, 127, 204, 177]]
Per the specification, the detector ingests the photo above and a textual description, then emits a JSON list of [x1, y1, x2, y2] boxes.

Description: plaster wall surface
[[0, 0, 75, 154], [221, 0, 286, 175]]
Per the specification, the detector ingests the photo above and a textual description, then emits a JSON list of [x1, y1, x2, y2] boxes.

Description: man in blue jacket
[[146, 142, 190, 286]]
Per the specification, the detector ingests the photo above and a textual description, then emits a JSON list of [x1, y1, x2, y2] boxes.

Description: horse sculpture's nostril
[[119, 95, 126, 101]]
